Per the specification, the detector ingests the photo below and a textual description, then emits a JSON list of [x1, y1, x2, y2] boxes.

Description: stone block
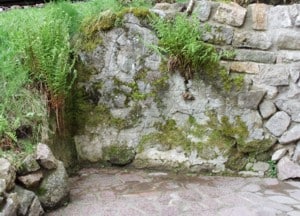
[[272, 148, 287, 161], [18, 154, 40, 175], [18, 170, 43, 189], [213, 2, 247, 27], [265, 111, 291, 137], [36, 143, 58, 170], [250, 4, 270, 30], [268, 6, 292, 28], [252, 161, 269, 172], [202, 24, 234, 45], [194, 0, 212, 22], [252, 64, 289, 86], [292, 141, 300, 163], [276, 99, 300, 122], [238, 90, 266, 109], [230, 61, 260, 74], [0, 158, 16, 191], [234, 50, 276, 64], [233, 31, 272, 50], [279, 124, 300, 144], [277, 156, 300, 180], [277, 32, 300, 50], [259, 100, 276, 119], [277, 51, 300, 63], [296, 15, 300, 27]]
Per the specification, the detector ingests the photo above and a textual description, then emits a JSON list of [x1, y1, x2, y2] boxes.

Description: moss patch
[[102, 144, 136, 166]]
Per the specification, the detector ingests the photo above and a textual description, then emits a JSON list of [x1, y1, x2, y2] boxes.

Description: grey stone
[[0, 179, 5, 196], [238, 171, 264, 177], [277, 32, 300, 50], [194, 0, 212, 22], [37, 161, 69, 209], [0, 158, 16, 191], [13, 186, 35, 216], [250, 3, 270, 30], [18, 154, 40, 175], [18, 170, 43, 189], [28, 197, 44, 216], [272, 148, 287, 161], [0, 192, 19, 216], [292, 141, 300, 163], [290, 64, 300, 83], [202, 24, 234, 45], [234, 50, 276, 64], [279, 124, 300, 144], [238, 90, 265, 109], [252, 162, 270, 172], [253, 64, 289, 86], [254, 84, 278, 100], [268, 195, 299, 204], [296, 15, 300, 27], [233, 31, 272, 50], [268, 6, 293, 28], [259, 100, 277, 119], [277, 51, 300, 63], [36, 143, 58, 170], [213, 2, 247, 27], [265, 111, 291, 137], [276, 99, 300, 122], [277, 156, 300, 180]]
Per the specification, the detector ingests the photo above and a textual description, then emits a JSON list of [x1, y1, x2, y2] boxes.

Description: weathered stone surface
[[277, 32, 300, 50], [276, 99, 300, 122], [13, 186, 35, 216], [0, 158, 16, 191], [28, 197, 44, 216], [202, 24, 234, 45], [18, 170, 43, 189], [277, 156, 300, 180], [18, 154, 40, 175], [37, 161, 69, 209], [252, 162, 269, 172], [292, 141, 300, 163], [296, 15, 300, 27], [194, 0, 212, 22], [252, 65, 289, 86], [102, 145, 136, 166], [0, 179, 5, 196], [0, 192, 19, 216], [36, 143, 58, 170], [265, 111, 291, 137], [279, 124, 300, 144], [277, 51, 300, 63], [250, 4, 269, 30], [233, 31, 272, 50], [213, 2, 247, 27], [272, 148, 287, 161], [259, 100, 276, 119], [238, 90, 265, 109], [268, 6, 293, 28], [151, 2, 185, 18], [254, 84, 278, 100], [229, 61, 260, 74], [234, 50, 276, 64], [238, 171, 264, 177]]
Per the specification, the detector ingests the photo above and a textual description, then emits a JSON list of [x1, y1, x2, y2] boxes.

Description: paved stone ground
[[47, 168, 300, 216]]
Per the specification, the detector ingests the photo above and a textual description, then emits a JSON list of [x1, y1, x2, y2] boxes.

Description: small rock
[[238, 90, 265, 109], [268, 6, 292, 28], [292, 141, 300, 164], [252, 161, 270, 172], [259, 100, 277, 119], [36, 143, 58, 170], [265, 111, 291, 137], [277, 156, 300, 180], [0, 158, 16, 191], [194, 0, 212, 22], [18, 154, 40, 175], [28, 197, 44, 216], [18, 171, 43, 189], [213, 2, 247, 27], [0, 179, 6, 196], [37, 161, 69, 209], [229, 61, 260, 74], [13, 186, 35, 216], [238, 171, 264, 177], [279, 124, 300, 144], [0, 192, 19, 216], [272, 148, 287, 161]]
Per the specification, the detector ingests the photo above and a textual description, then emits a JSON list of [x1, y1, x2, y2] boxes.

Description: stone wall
[[75, 1, 300, 179]]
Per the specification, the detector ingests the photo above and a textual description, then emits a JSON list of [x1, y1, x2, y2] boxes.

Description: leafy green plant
[[267, 160, 277, 178]]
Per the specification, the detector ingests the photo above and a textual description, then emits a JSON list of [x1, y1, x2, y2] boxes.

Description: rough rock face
[[36, 143, 58, 170], [37, 161, 69, 209], [0, 158, 16, 191], [75, 2, 300, 177], [277, 156, 300, 180], [18, 155, 40, 175]]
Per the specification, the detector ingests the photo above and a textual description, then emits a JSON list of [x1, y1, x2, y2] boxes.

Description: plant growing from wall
[[151, 14, 243, 93]]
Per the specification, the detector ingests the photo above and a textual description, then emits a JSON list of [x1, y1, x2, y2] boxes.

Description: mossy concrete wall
[[74, 1, 300, 178]]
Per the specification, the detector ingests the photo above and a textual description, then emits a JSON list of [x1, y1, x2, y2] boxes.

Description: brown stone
[[230, 61, 260, 74], [250, 4, 269, 30], [18, 171, 43, 189]]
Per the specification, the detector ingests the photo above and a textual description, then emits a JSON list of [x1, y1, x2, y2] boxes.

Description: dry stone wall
[[75, 1, 300, 179]]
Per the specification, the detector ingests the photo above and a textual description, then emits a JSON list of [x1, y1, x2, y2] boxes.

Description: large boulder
[[0, 158, 16, 191], [36, 161, 69, 209]]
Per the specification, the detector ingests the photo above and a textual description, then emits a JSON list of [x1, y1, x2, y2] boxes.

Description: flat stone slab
[[47, 168, 300, 216]]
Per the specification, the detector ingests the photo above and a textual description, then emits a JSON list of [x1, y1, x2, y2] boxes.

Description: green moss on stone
[[102, 144, 136, 166]]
